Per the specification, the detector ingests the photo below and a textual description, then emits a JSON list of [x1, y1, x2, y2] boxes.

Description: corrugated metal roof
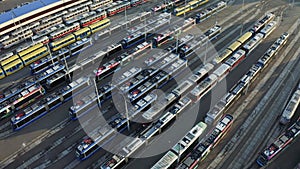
[[41, 0, 60, 6], [0, 0, 60, 24], [0, 12, 15, 23], [12, 1, 44, 17]]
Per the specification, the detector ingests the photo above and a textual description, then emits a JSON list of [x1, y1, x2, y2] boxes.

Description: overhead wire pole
[[214, 8, 218, 26], [287, 69, 295, 82], [144, 10, 147, 41], [125, 4, 128, 29], [116, 86, 130, 131], [94, 78, 102, 108], [177, 142, 181, 164], [175, 29, 181, 53], [290, 0, 295, 7], [31, 35, 34, 44], [141, 6, 149, 46], [245, 78, 250, 94], [240, 0, 245, 35], [12, 14, 27, 45], [204, 38, 209, 64], [32, 36, 54, 67], [15, 5, 27, 43], [139, 5, 146, 40], [64, 48, 71, 80], [123, 93, 130, 131], [293, 0, 295, 7], [184, 0, 187, 17], [46, 43, 55, 65]]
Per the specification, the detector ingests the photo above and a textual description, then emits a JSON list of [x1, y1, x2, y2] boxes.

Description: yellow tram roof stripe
[[0, 55, 20, 66], [51, 34, 75, 46], [21, 47, 48, 61], [18, 43, 44, 57], [89, 18, 110, 29], [3, 59, 23, 70], [237, 32, 252, 44], [228, 41, 242, 51], [73, 27, 91, 36]]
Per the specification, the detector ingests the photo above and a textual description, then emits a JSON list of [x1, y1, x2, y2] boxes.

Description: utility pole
[[290, 0, 295, 7], [64, 49, 71, 80], [175, 30, 181, 53], [119, 93, 130, 131], [94, 79, 101, 108], [215, 13, 217, 26], [184, 0, 187, 17], [46, 43, 55, 65], [144, 14, 147, 40], [204, 39, 209, 64], [245, 81, 249, 95], [125, 5, 128, 29], [116, 86, 130, 131], [177, 143, 181, 164], [287, 69, 295, 81], [31, 34, 34, 44], [240, 0, 245, 35], [124, 94, 130, 131]]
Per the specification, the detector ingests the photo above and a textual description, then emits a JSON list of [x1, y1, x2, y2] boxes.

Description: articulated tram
[[151, 122, 207, 169], [174, 0, 209, 16], [177, 114, 233, 168], [10, 76, 91, 130], [257, 118, 300, 166]]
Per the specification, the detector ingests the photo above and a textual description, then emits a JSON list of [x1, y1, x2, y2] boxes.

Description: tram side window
[[0, 108, 10, 117], [6, 63, 22, 73], [84, 144, 100, 158]]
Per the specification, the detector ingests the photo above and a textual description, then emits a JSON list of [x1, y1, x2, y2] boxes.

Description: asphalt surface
[[123, 3, 295, 169], [266, 108, 300, 169], [0, 0, 299, 169], [196, 1, 300, 169], [0, 0, 221, 168]]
